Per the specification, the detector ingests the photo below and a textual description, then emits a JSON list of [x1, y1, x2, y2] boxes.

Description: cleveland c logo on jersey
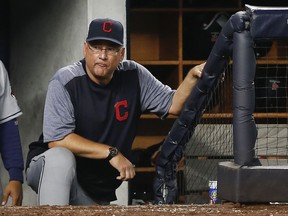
[[115, 100, 128, 121]]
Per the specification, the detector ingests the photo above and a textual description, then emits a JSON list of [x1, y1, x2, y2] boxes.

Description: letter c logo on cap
[[102, 21, 112, 33]]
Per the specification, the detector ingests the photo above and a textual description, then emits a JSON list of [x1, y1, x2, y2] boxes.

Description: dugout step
[[217, 161, 288, 203]]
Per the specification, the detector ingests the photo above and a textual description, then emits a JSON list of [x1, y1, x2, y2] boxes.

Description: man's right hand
[[109, 153, 136, 181]]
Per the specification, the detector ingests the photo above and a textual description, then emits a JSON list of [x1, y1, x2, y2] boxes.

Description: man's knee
[[44, 147, 76, 168], [27, 147, 76, 193]]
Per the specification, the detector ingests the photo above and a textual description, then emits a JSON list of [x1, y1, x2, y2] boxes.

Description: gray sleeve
[[43, 79, 75, 143], [136, 63, 175, 119], [0, 61, 22, 124]]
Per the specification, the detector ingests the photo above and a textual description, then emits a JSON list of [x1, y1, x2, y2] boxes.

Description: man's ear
[[120, 47, 125, 61], [83, 42, 87, 57]]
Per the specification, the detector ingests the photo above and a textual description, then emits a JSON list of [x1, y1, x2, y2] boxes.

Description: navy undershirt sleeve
[[0, 118, 24, 182]]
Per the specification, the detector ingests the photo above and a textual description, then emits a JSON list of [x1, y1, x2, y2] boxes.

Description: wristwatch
[[106, 147, 119, 161]]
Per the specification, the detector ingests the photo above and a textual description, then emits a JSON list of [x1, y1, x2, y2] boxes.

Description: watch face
[[110, 147, 118, 157], [107, 147, 119, 160], [109, 147, 118, 157]]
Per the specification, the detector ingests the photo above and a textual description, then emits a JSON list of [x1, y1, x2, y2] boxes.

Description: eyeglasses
[[87, 43, 121, 55]]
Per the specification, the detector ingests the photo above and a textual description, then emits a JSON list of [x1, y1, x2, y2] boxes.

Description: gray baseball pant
[[26, 147, 108, 205]]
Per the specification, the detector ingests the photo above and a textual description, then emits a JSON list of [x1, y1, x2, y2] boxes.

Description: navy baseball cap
[[86, 18, 124, 46]]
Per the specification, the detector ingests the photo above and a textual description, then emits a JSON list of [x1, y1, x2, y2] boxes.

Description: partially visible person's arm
[[169, 63, 205, 115], [0, 119, 24, 206]]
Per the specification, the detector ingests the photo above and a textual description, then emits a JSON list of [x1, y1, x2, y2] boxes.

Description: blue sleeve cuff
[[8, 167, 24, 183], [0, 119, 24, 183]]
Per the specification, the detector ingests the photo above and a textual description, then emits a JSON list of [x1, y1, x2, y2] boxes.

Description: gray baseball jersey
[[0, 60, 22, 124]]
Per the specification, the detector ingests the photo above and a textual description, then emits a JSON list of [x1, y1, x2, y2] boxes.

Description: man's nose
[[98, 48, 108, 58]]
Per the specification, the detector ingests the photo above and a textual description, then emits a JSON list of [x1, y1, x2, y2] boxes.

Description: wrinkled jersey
[[0, 60, 22, 124]]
